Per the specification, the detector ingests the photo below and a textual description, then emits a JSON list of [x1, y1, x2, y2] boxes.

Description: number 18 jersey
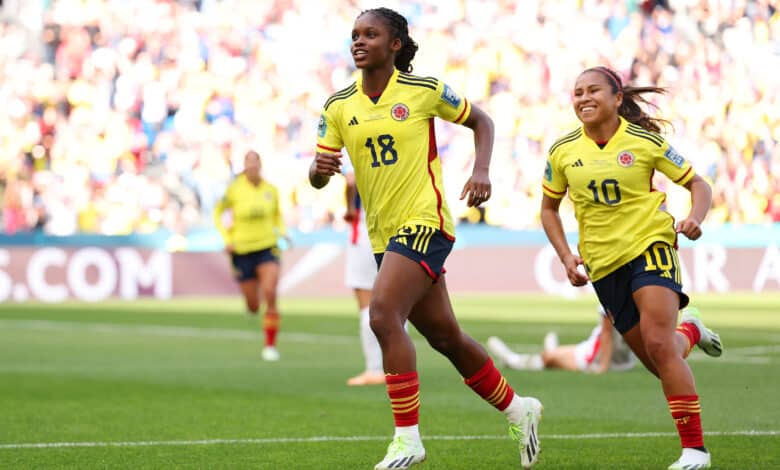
[[542, 117, 695, 281], [316, 68, 471, 253]]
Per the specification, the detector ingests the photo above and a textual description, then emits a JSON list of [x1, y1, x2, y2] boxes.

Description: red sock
[[464, 358, 515, 411], [667, 394, 704, 448], [676, 323, 701, 356], [263, 312, 279, 347], [386, 371, 420, 427]]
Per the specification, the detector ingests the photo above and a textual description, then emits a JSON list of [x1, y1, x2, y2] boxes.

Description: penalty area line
[[1, 430, 778, 450]]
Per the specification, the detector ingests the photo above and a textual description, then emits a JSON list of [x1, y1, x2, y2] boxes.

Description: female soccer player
[[214, 150, 287, 362], [541, 66, 722, 470], [310, 7, 542, 470], [488, 305, 637, 373], [344, 170, 384, 386]]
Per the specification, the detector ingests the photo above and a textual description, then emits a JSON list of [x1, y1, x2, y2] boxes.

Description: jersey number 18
[[366, 134, 398, 167]]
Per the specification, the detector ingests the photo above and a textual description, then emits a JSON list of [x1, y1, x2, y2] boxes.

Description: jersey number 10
[[366, 134, 398, 167], [588, 179, 622, 205]]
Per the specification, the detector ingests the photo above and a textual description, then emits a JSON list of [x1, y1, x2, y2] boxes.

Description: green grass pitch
[[1, 294, 779, 469]]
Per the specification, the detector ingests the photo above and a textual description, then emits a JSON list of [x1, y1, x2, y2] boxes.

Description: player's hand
[[312, 151, 342, 177], [676, 217, 702, 240], [562, 253, 589, 287], [460, 169, 491, 207], [224, 244, 234, 254], [344, 208, 357, 223]]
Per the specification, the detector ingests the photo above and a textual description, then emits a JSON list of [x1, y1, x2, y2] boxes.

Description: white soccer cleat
[[261, 346, 280, 361], [487, 336, 517, 367], [668, 447, 711, 469], [543, 332, 559, 353], [680, 308, 722, 357], [509, 397, 543, 469], [374, 435, 426, 469]]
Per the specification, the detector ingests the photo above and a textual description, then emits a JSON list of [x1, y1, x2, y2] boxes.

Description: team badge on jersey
[[441, 84, 461, 108], [617, 151, 635, 167], [664, 146, 686, 168], [318, 115, 327, 137], [391, 103, 410, 121]]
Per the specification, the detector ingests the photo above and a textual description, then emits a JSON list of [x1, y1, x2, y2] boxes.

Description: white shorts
[[345, 222, 377, 290]]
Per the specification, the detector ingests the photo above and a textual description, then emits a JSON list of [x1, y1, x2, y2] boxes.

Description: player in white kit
[[344, 170, 385, 385], [487, 306, 636, 373]]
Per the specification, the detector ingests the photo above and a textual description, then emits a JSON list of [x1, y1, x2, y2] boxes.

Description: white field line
[[0, 319, 356, 345], [1, 430, 777, 450]]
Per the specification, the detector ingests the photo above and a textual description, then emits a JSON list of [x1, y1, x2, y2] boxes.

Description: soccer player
[[214, 150, 287, 362], [541, 66, 722, 470], [488, 305, 637, 373], [309, 8, 542, 470], [344, 169, 384, 386]]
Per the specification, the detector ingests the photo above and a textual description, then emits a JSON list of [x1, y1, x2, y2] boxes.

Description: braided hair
[[583, 66, 670, 133], [358, 8, 418, 73]]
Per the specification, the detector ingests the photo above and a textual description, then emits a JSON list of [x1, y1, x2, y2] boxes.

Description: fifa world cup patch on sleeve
[[318, 115, 327, 138], [664, 146, 686, 168], [441, 84, 461, 108], [544, 161, 553, 182]]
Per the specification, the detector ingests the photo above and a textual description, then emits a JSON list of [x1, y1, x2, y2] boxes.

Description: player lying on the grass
[[488, 305, 636, 373]]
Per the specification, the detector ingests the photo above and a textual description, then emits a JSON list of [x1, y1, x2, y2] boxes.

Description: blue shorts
[[592, 242, 689, 334], [374, 225, 454, 281], [231, 247, 279, 282]]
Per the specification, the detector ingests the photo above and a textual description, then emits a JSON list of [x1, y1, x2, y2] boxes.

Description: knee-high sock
[[360, 306, 383, 373]]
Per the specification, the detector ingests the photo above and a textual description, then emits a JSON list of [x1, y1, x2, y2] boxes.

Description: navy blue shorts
[[231, 247, 279, 282], [592, 242, 689, 334], [373, 225, 454, 281]]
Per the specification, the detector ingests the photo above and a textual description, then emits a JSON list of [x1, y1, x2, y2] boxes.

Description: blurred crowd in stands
[[0, 0, 778, 238]]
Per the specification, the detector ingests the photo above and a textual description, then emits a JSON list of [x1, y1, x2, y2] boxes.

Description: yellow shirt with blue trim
[[542, 117, 695, 281], [316, 68, 471, 253], [213, 174, 285, 255]]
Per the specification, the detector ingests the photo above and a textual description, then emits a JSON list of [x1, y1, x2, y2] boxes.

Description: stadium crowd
[[0, 0, 778, 238]]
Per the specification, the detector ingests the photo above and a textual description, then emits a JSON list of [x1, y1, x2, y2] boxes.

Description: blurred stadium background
[[1, 1, 779, 468], [0, 0, 778, 300]]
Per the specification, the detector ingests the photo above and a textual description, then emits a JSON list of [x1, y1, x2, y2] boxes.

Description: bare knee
[[369, 298, 405, 341], [643, 334, 677, 365], [425, 328, 462, 355]]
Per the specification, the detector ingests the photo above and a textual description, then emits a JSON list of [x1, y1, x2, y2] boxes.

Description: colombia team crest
[[391, 103, 410, 121], [617, 151, 635, 167]]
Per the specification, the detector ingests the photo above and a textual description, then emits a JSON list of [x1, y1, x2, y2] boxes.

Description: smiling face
[[572, 70, 623, 128], [351, 12, 401, 70]]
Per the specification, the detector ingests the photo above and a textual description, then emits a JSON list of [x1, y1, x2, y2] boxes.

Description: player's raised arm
[[459, 104, 494, 208], [308, 151, 342, 189]]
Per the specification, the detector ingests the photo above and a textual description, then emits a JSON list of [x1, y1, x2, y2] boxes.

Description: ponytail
[[359, 8, 418, 73], [584, 66, 669, 133]]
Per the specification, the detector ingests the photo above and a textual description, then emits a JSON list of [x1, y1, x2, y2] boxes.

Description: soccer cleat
[[680, 308, 722, 357], [347, 371, 386, 386], [487, 336, 517, 367], [374, 435, 426, 470], [543, 331, 559, 353], [509, 397, 543, 469], [668, 447, 711, 469], [261, 346, 280, 361]]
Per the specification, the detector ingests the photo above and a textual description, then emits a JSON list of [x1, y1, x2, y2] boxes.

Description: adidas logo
[[571, 159, 584, 167], [348, 116, 359, 126]]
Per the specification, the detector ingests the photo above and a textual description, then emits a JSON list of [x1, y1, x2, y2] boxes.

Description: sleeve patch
[[441, 84, 462, 108], [663, 146, 686, 168], [318, 115, 327, 138], [544, 160, 553, 182]]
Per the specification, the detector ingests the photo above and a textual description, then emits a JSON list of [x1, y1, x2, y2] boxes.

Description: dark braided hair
[[359, 8, 418, 73], [583, 66, 670, 133]]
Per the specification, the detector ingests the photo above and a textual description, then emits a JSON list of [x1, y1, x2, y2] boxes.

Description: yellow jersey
[[213, 174, 285, 254], [316, 68, 471, 253], [542, 117, 695, 281]]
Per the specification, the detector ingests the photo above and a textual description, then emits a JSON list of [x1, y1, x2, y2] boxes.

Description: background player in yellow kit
[[541, 66, 722, 470], [214, 150, 286, 362], [309, 7, 542, 470]]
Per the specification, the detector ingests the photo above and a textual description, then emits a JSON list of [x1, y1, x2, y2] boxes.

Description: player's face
[[351, 13, 401, 70], [244, 152, 261, 179], [572, 71, 622, 127]]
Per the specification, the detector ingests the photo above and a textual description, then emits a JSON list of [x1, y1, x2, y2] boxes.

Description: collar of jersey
[[581, 116, 628, 150], [356, 68, 399, 105]]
